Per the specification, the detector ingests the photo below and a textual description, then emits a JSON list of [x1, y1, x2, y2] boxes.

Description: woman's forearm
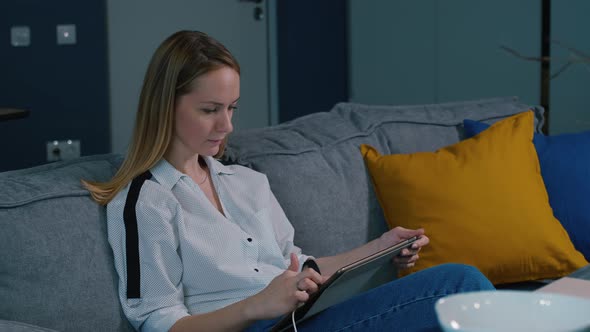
[[315, 238, 383, 276], [169, 296, 260, 332], [316, 227, 426, 277]]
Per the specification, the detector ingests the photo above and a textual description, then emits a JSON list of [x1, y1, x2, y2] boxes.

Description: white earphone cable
[[291, 309, 298, 332]]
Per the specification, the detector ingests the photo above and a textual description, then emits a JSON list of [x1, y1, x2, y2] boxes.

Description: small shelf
[[0, 108, 30, 121]]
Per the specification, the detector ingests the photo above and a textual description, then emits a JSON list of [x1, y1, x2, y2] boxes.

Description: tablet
[[270, 236, 419, 332]]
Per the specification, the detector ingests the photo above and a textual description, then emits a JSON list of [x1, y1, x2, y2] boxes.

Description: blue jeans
[[245, 263, 495, 332]]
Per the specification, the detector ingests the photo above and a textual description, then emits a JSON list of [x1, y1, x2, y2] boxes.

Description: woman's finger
[[394, 254, 419, 264], [300, 268, 323, 284], [288, 253, 300, 272], [298, 278, 319, 294], [398, 248, 419, 257], [413, 235, 429, 249], [294, 290, 310, 303]]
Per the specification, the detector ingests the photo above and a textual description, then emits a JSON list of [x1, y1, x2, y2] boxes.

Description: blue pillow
[[463, 118, 590, 261]]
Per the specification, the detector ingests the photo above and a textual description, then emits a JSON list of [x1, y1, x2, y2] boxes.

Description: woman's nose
[[217, 109, 233, 133]]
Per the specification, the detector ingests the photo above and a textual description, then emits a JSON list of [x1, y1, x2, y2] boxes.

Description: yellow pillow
[[361, 111, 588, 285]]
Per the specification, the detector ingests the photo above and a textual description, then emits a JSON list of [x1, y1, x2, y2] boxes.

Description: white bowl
[[435, 290, 590, 332]]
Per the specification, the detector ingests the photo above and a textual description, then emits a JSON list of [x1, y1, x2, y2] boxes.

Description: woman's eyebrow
[[200, 101, 224, 106], [200, 98, 240, 106]]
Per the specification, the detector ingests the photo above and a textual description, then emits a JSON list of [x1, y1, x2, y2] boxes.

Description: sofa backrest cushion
[[464, 119, 590, 262], [361, 112, 587, 284], [0, 154, 133, 332], [224, 97, 544, 257]]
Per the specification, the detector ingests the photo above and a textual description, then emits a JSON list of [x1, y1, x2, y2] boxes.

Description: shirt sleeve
[[263, 176, 314, 272], [107, 182, 190, 332]]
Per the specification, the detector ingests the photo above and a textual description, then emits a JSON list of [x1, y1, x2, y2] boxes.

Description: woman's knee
[[433, 263, 481, 276], [431, 263, 495, 291]]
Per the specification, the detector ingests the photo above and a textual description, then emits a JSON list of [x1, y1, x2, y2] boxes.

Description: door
[[107, 0, 272, 153]]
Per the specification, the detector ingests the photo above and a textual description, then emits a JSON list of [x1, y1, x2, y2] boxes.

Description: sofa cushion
[[0, 154, 134, 332], [0, 320, 60, 332], [224, 97, 543, 256], [361, 112, 588, 285], [464, 119, 590, 261]]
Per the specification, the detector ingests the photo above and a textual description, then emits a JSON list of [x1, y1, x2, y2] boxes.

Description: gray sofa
[[0, 97, 542, 332]]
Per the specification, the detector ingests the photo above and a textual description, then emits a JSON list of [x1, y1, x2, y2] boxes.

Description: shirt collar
[[150, 156, 235, 190], [203, 156, 236, 176]]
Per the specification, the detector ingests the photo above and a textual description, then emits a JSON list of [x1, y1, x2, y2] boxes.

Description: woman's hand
[[379, 226, 430, 269], [244, 253, 324, 320]]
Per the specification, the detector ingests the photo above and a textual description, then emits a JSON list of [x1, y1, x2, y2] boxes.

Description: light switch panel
[[57, 24, 76, 45], [11, 26, 31, 47]]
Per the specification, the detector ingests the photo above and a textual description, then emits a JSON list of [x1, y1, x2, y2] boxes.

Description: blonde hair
[[82, 30, 240, 205]]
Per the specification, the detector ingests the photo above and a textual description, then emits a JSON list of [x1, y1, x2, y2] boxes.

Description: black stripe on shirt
[[122, 170, 153, 299]]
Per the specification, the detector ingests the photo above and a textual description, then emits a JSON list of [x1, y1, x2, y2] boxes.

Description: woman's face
[[169, 66, 240, 159]]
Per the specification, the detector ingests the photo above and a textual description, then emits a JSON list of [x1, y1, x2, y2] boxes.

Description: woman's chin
[[201, 146, 220, 157]]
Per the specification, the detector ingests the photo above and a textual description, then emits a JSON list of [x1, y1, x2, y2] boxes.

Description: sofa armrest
[[0, 320, 60, 332]]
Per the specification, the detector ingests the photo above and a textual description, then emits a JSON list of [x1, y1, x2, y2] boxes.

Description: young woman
[[83, 30, 494, 332]]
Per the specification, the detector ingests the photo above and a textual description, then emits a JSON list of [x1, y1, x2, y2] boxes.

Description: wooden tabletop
[[0, 108, 30, 121]]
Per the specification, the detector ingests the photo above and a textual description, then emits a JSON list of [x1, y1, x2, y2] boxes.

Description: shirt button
[[254, 268, 259, 272], [247, 238, 253, 242]]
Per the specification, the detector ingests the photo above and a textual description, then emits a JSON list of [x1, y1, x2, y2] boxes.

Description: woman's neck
[[165, 153, 207, 179]]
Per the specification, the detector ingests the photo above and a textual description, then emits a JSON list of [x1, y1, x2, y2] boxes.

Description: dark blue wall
[[0, 0, 109, 171], [277, 0, 348, 122]]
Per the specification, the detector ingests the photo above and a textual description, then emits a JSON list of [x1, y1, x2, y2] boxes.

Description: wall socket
[[46, 140, 81, 161]]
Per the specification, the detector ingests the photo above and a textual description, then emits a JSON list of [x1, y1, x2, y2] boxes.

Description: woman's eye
[[229, 106, 238, 111], [201, 108, 217, 114]]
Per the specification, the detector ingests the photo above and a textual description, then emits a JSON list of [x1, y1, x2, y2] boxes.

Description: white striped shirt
[[107, 156, 312, 332]]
